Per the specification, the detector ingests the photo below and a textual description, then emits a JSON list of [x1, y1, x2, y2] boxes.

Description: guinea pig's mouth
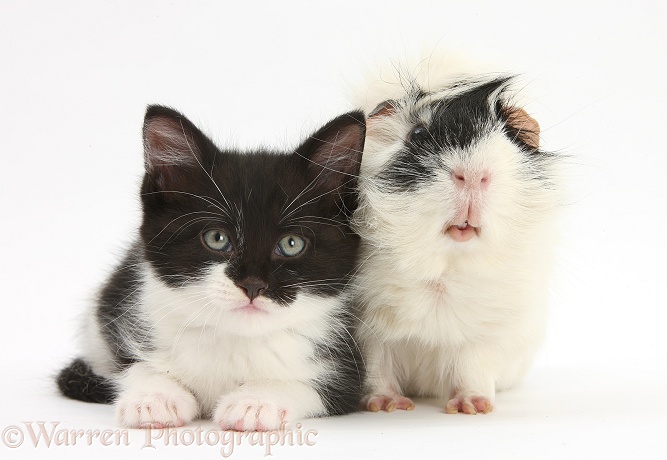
[[446, 221, 479, 242]]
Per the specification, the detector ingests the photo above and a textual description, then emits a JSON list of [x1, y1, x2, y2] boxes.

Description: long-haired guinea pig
[[351, 56, 563, 414]]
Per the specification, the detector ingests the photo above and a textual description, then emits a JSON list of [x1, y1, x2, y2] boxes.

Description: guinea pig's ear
[[368, 99, 397, 119], [502, 106, 540, 151], [142, 105, 210, 191]]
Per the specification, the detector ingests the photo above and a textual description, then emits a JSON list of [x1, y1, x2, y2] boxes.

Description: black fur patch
[[56, 359, 115, 404], [377, 77, 513, 192], [313, 308, 365, 415]]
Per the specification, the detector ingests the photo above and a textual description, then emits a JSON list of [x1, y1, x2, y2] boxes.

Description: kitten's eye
[[202, 230, 232, 252], [408, 124, 428, 143], [275, 235, 306, 257]]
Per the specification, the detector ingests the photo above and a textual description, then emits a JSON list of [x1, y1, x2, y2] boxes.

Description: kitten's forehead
[[205, 151, 325, 225], [211, 150, 296, 188]]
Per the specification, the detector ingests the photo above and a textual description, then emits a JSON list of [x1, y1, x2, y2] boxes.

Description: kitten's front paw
[[366, 393, 415, 412], [215, 394, 287, 432], [445, 394, 493, 415], [116, 389, 198, 428]]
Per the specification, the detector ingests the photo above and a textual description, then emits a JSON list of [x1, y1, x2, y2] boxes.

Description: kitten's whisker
[[280, 174, 321, 221], [169, 302, 212, 362], [280, 177, 357, 223], [148, 212, 230, 246], [136, 291, 211, 342], [197, 300, 219, 351], [154, 216, 224, 249], [142, 190, 231, 216], [177, 118, 234, 213], [282, 215, 344, 226]]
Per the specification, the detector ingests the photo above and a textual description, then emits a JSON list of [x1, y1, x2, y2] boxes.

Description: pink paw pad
[[445, 395, 493, 415], [367, 394, 415, 412]]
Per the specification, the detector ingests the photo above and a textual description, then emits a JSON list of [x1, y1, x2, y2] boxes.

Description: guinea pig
[[351, 57, 563, 414]]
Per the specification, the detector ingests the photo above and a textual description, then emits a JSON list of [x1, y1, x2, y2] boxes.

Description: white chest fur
[[361, 242, 550, 340], [137, 266, 333, 415]]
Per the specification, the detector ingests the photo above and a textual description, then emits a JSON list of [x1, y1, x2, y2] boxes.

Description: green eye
[[202, 230, 232, 252], [276, 235, 306, 257]]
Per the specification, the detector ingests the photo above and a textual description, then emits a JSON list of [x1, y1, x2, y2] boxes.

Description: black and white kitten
[[57, 106, 366, 431]]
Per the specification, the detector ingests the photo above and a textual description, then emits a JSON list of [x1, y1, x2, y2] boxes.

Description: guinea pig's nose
[[452, 170, 489, 190]]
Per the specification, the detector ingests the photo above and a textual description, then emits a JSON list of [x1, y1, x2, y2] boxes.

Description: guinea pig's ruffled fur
[[351, 51, 565, 414]]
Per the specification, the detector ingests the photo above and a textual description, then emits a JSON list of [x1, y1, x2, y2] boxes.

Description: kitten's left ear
[[301, 111, 366, 192]]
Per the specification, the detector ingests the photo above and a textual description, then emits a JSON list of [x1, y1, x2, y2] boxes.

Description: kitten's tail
[[56, 358, 116, 404]]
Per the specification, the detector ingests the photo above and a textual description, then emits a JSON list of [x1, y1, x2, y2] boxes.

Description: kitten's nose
[[237, 277, 268, 302]]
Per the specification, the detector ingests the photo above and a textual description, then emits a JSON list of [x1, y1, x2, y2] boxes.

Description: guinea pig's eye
[[202, 229, 233, 252], [408, 124, 428, 143], [275, 235, 306, 257]]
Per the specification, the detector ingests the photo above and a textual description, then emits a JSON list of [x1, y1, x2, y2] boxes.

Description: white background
[[1, 1, 666, 458]]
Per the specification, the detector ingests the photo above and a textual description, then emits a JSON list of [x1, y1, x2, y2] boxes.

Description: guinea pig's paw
[[366, 393, 415, 412], [214, 393, 287, 432], [445, 394, 493, 415], [116, 388, 198, 428]]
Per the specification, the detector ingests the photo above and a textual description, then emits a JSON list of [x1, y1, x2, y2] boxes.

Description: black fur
[[56, 359, 115, 404], [313, 308, 365, 415], [378, 77, 523, 192], [430, 77, 512, 150]]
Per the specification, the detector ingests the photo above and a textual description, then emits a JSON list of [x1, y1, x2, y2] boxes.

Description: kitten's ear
[[301, 111, 366, 192], [142, 105, 210, 189]]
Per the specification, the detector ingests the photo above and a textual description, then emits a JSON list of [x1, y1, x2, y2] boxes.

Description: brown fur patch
[[503, 107, 540, 150], [368, 100, 397, 119]]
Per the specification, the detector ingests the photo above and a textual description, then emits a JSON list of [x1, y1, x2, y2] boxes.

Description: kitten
[[57, 105, 366, 430], [352, 61, 562, 414]]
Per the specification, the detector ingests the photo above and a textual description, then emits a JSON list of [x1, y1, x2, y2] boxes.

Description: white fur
[[81, 309, 116, 377], [353, 56, 563, 412], [86, 262, 338, 429], [214, 380, 323, 431], [353, 49, 515, 116], [115, 362, 198, 428]]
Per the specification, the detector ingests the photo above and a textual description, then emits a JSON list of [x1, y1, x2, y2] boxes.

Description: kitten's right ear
[[143, 105, 208, 190]]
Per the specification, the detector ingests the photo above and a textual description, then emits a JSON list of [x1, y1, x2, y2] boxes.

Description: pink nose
[[452, 170, 489, 190]]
